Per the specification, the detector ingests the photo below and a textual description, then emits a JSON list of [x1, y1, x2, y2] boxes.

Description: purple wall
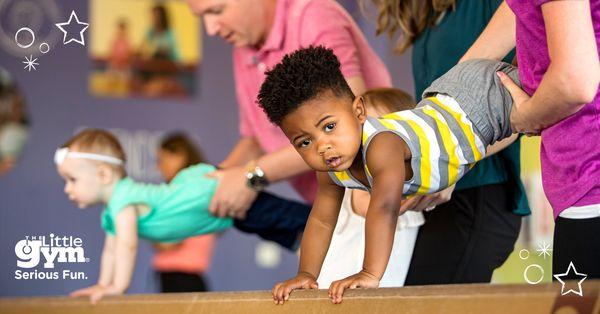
[[0, 0, 413, 297]]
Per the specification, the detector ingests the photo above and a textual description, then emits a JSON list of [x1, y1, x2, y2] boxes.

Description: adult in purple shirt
[[463, 1, 600, 279]]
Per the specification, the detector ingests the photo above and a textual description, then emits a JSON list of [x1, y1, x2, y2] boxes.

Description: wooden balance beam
[[1, 281, 599, 314]]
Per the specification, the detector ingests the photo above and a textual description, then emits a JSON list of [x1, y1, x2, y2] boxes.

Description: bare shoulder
[[365, 131, 410, 175]]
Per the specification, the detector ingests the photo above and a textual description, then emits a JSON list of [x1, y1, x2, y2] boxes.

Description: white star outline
[[553, 261, 587, 297], [54, 10, 89, 46], [22, 55, 39, 72], [536, 241, 553, 259]]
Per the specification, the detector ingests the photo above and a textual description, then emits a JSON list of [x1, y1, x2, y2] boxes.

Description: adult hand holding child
[[495, 71, 541, 136], [205, 167, 258, 219]]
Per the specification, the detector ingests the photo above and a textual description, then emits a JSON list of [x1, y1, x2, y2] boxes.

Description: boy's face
[[280, 92, 366, 172], [57, 158, 104, 209]]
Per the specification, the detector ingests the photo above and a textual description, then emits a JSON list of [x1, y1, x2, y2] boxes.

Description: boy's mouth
[[325, 156, 342, 168]]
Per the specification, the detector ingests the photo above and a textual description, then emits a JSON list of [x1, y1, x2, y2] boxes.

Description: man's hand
[[205, 166, 258, 219], [272, 272, 319, 305], [328, 270, 380, 304], [400, 185, 456, 213], [69, 284, 122, 304]]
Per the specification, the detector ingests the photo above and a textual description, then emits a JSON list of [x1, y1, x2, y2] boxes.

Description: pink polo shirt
[[233, 0, 392, 203]]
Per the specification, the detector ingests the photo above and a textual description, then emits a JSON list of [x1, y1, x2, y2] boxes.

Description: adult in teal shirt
[[369, 0, 530, 284]]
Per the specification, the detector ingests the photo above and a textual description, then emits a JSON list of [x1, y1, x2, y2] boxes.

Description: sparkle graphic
[[553, 262, 587, 297], [54, 10, 89, 46], [22, 55, 39, 72], [536, 241, 553, 259]]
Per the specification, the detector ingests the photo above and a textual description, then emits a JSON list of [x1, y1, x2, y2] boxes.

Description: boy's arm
[[97, 234, 116, 286], [297, 171, 345, 278], [272, 171, 344, 304], [460, 1, 516, 62], [70, 234, 116, 300], [69, 206, 138, 304], [111, 205, 138, 293], [329, 132, 406, 304]]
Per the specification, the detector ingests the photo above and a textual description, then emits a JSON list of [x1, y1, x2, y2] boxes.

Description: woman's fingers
[[399, 195, 423, 212]]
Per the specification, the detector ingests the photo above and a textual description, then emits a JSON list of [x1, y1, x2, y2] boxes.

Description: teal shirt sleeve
[[411, 0, 530, 215], [101, 177, 139, 236]]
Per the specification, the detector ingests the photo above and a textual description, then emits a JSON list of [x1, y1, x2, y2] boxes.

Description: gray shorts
[[421, 59, 520, 146]]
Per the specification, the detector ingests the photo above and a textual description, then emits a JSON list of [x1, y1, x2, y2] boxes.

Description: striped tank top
[[328, 94, 486, 196]]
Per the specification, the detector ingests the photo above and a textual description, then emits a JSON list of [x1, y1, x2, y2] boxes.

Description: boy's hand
[[70, 284, 122, 304], [328, 270, 380, 304], [272, 272, 318, 305]]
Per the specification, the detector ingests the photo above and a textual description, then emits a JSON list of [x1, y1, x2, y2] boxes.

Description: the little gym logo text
[[14, 233, 89, 280]]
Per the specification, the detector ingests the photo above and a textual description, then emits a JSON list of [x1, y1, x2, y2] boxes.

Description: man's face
[[186, 0, 271, 48], [280, 92, 366, 172]]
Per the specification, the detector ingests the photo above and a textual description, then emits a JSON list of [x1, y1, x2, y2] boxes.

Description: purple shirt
[[233, 0, 392, 203], [507, 0, 600, 217]]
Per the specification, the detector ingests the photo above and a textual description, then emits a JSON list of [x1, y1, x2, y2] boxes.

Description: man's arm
[[219, 137, 264, 169], [460, 1, 516, 62]]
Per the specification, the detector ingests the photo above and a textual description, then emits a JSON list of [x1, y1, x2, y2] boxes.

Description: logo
[[14, 233, 89, 280]]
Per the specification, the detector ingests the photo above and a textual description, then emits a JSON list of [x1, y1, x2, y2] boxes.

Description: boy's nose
[[318, 143, 332, 156], [203, 16, 220, 36]]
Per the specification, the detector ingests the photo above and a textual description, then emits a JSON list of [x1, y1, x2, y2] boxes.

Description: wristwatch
[[245, 160, 269, 191]]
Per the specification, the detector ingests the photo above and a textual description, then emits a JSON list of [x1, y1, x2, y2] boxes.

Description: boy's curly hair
[[257, 46, 354, 125]]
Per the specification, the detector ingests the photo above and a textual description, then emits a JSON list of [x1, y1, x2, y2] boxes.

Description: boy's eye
[[298, 139, 311, 148], [324, 122, 336, 132], [207, 5, 225, 15]]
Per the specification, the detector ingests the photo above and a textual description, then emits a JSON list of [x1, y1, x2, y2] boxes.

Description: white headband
[[54, 147, 124, 166]]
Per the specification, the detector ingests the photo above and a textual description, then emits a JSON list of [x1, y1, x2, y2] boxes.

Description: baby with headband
[[55, 128, 310, 303]]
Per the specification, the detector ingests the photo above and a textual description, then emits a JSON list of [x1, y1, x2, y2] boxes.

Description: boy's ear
[[97, 164, 115, 185], [352, 96, 367, 123]]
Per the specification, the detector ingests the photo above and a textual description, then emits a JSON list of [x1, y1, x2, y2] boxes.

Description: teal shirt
[[412, 0, 530, 215], [101, 164, 233, 242]]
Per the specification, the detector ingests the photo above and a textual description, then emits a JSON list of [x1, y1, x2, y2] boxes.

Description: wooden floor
[[1, 280, 599, 314]]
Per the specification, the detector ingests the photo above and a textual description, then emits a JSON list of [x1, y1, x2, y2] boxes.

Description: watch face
[[248, 172, 268, 191]]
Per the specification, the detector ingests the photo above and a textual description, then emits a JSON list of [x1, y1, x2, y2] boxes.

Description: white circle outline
[[14, 27, 35, 49], [523, 264, 544, 285], [519, 249, 530, 260], [22, 244, 32, 254], [39, 42, 49, 53]]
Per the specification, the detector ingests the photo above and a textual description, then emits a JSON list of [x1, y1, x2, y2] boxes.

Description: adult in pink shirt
[[186, 0, 391, 217]]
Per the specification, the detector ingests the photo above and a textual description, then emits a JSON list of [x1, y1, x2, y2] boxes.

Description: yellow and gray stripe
[[328, 94, 486, 196]]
